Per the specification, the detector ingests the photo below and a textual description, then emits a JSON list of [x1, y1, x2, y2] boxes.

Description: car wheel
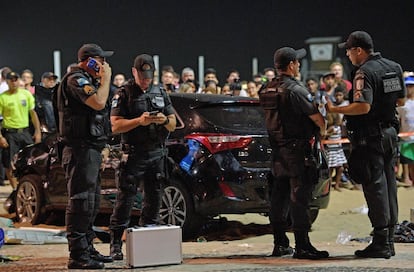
[[160, 179, 202, 238], [15, 175, 45, 224]]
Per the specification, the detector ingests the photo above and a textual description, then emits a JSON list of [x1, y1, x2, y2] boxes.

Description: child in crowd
[[325, 112, 348, 191]]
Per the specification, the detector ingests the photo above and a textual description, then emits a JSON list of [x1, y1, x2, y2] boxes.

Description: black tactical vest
[[259, 76, 316, 146], [56, 69, 110, 148], [119, 82, 169, 148]]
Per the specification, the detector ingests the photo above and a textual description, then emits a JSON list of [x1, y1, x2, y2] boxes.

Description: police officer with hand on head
[[57, 43, 113, 269], [326, 31, 406, 259], [259, 47, 329, 260], [108, 54, 176, 260]]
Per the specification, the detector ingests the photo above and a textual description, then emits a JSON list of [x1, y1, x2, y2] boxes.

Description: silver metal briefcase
[[126, 225, 182, 268]]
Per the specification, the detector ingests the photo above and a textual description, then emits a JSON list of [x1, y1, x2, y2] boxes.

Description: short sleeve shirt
[[111, 82, 174, 118], [0, 88, 35, 128], [65, 71, 97, 105], [290, 84, 319, 117]]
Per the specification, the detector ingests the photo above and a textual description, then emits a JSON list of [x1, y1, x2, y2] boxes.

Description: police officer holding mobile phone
[[108, 54, 176, 260], [56, 43, 113, 269]]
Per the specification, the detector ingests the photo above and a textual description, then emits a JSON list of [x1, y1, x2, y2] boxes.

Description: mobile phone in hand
[[149, 110, 159, 115], [87, 58, 100, 72]]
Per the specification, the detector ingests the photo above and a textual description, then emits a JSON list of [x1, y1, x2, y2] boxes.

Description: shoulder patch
[[76, 77, 90, 86], [111, 94, 119, 108], [83, 85, 94, 95]]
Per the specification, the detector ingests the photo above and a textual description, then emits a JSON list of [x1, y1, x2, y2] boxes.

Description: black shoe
[[90, 248, 113, 263], [355, 243, 391, 259], [111, 251, 123, 261], [293, 247, 329, 260], [271, 245, 294, 256], [308, 244, 330, 258], [68, 258, 104, 269], [110, 248, 124, 261]]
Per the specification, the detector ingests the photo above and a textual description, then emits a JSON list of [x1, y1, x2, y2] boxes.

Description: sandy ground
[[223, 185, 414, 244], [0, 184, 413, 271]]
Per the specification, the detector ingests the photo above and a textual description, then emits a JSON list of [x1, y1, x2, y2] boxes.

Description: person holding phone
[[56, 43, 113, 269], [108, 54, 176, 261]]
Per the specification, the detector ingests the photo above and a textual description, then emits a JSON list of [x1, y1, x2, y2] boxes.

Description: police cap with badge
[[134, 54, 166, 109], [134, 54, 155, 79]]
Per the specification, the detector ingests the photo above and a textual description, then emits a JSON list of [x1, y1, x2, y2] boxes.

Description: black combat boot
[[271, 231, 294, 257], [89, 245, 113, 263], [293, 231, 329, 260], [110, 230, 124, 261], [389, 226, 395, 256], [355, 228, 391, 259], [68, 251, 104, 269], [68, 258, 104, 269]]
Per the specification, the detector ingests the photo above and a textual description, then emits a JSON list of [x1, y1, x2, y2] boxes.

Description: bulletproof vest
[[346, 54, 404, 133], [56, 69, 110, 147], [259, 76, 316, 146], [120, 82, 169, 148]]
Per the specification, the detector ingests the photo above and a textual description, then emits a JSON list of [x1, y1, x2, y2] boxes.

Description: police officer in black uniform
[[259, 47, 328, 260], [326, 31, 406, 259], [108, 54, 176, 260], [57, 43, 114, 269]]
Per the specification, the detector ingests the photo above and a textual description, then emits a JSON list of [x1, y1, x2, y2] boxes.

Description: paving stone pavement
[[0, 241, 413, 271], [0, 181, 413, 271]]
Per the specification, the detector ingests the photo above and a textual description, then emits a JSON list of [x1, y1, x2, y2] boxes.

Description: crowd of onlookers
[[1, 61, 414, 190]]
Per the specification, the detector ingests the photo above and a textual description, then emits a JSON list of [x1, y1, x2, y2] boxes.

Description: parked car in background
[[6, 93, 330, 238]]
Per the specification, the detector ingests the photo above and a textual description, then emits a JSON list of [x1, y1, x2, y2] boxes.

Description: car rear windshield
[[196, 104, 267, 133]]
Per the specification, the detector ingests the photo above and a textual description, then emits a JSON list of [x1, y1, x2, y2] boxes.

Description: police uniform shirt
[[111, 80, 174, 147], [289, 79, 319, 117], [65, 69, 98, 104], [111, 80, 174, 119], [348, 52, 406, 127], [260, 75, 319, 141]]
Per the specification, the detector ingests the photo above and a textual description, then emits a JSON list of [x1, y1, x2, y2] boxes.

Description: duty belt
[[122, 143, 165, 153], [1, 127, 29, 133]]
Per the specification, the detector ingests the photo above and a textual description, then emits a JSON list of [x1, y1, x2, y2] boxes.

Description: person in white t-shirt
[[396, 76, 414, 187]]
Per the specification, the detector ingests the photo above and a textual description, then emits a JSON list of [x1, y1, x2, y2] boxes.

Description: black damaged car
[[6, 93, 330, 237]]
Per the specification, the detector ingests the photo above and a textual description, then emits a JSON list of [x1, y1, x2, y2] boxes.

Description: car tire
[[15, 175, 46, 224], [160, 179, 203, 238]]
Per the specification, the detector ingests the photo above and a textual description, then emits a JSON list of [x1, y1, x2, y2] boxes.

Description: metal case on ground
[[126, 225, 182, 268]]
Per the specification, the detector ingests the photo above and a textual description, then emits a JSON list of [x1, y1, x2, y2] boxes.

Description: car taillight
[[185, 133, 252, 154], [218, 182, 236, 198]]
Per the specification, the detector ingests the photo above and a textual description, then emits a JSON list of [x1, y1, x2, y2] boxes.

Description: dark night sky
[[2, 0, 414, 84]]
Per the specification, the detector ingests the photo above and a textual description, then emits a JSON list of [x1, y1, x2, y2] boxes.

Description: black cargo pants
[[63, 145, 102, 260], [109, 148, 165, 233], [269, 141, 317, 232], [348, 126, 398, 229]]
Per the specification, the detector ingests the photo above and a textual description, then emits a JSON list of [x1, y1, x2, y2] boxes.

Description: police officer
[[57, 43, 113, 269], [326, 31, 406, 259], [259, 47, 328, 260], [108, 54, 176, 260]]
